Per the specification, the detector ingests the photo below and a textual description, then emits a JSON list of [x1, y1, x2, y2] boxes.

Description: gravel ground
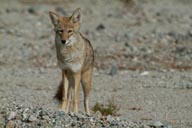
[[1, 104, 145, 128], [0, 0, 192, 128]]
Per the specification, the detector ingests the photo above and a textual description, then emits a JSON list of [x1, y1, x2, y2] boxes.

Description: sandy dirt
[[0, 0, 192, 128]]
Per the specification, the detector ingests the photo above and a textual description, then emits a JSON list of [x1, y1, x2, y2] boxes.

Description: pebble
[[28, 115, 37, 122], [96, 24, 105, 31], [106, 115, 114, 123], [148, 121, 170, 128], [6, 120, 15, 128], [151, 121, 164, 127], [22, 113, 29, 121], [140, 71, 150, 76], [8, 112, 16, 120], [109, 65, 118, 76], [93, 111, 102, 119], [28, 7, 36, 14], [188, 29, 192, 37]]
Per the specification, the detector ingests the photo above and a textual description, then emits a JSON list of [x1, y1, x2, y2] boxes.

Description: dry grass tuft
[[92, 99, 120, 116]]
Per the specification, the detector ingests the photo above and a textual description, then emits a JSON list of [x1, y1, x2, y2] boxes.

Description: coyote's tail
[[54, 81, 63, 102]]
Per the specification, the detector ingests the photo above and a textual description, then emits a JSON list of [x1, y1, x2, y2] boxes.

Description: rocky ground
[[0, 0, 192, 128]]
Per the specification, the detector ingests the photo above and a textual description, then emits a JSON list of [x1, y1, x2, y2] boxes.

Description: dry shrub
[[92, 99, 120, 116]]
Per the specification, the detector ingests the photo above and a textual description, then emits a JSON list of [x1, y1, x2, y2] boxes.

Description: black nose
[[61, 40, 66, 44]]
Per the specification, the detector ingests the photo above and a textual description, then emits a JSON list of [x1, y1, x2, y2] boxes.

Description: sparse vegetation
[[92, 99, 120, 116]]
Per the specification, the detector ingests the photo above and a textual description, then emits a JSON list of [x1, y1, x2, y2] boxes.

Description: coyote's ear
[[49, 11, 60, 27], [70, 8, 81, 23]]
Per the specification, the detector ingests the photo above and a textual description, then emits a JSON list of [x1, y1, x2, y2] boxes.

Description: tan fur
[[49, 8, 94, 115]]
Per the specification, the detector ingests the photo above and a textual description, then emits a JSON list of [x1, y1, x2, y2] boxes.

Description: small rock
[[6, 120, 15, 128], [188, 30, 192, 37], [143, 124, 151, 128], [148, 121, 165, 128], [22, 113, 29, 121], [140, 71, 150, 76], [71, 120, 77, 127], [58, 110, 66, 116], [106, 115, 114, 123], [109, 65, 118, 76], [89, 117, 94, 123], [71, 114, 79, 121], [15, 114, 22, 120], [8, 112, 16, 120], [38, 109, 47, 118], [125, 42, 134, 52], [96, 24, 105, 31], [111, 120, 118, 126], [115, 117, 120, 121], [93, 111, 102, 119], [28, 7, 36, 14], [125, 42, 131, 47], [28, 115, 37, 122], [125, 42, 137, 52]]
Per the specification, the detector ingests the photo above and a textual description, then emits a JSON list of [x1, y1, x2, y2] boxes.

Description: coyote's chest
[[56, 44, 84, 72]]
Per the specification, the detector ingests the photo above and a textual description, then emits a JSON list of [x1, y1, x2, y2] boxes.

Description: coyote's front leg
[[61, 70, 69, 111], [73, 72, 81, 113]]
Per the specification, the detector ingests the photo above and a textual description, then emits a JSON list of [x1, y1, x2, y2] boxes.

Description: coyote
[[49, 8, 94, 115]]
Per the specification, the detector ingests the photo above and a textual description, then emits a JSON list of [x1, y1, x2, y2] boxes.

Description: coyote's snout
[[49, 8, 94, 115]]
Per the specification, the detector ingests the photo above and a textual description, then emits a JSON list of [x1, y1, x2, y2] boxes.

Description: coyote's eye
[[57, 29, 63, 34], [68, 30, 73, 33]]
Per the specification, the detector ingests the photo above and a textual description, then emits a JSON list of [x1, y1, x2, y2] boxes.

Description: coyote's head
[[49, 8, 81, 45]]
